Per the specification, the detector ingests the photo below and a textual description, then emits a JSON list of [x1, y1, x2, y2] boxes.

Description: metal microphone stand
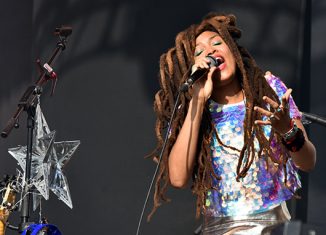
[[302, 111, 326, 127], [1, 26, 72, 233], [136, 78, 193, 235]]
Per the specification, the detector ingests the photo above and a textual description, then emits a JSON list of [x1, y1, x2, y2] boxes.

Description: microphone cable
[[135, 87, 184, 235]]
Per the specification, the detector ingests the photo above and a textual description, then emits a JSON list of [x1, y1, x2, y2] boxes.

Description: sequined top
[[205, 73, 301, 218]]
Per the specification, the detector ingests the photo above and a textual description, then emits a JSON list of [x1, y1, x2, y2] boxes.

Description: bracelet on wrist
[[281, 120, 298, 142], [281, 127, 305, 152]]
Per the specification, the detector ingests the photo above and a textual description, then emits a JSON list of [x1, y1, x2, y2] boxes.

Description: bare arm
[[168, 58, 217, 188], [168, 97, 205, 188], [288, 120, 316, 171]]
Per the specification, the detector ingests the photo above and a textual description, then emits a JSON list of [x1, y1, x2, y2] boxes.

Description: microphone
[[180, 55, 220, 92]]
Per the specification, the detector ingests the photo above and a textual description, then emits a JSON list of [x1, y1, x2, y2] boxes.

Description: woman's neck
[[210, 78, 243, 104]]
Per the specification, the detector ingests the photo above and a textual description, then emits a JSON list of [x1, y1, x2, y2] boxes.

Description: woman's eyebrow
[[209, 34, 219, 40], [195, 34, 220, 47]]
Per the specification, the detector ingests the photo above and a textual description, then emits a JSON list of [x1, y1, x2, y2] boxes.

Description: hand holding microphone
[[180, 55, 221, 92]]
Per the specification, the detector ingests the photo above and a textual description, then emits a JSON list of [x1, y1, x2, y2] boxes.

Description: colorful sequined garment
[[205, 73, 301, 218]]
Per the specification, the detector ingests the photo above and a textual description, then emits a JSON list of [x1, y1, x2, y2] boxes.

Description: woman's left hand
[[254, 89, 293, 135]]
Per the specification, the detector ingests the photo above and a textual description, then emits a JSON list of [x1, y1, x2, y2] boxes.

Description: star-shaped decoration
[[8, 101, 80, 210], [8, 105, 55, 202], [49, 140, 80, 209]]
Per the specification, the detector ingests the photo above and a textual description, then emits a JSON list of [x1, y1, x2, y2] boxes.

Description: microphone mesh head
[[205, 55, 218, 67]]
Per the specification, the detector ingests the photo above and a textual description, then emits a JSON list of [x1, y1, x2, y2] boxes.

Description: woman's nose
[[207, 49, 216, 56]]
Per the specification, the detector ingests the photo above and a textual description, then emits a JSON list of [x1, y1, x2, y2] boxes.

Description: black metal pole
[[295, 0, 311, 223], [20, 105, 36, 231]]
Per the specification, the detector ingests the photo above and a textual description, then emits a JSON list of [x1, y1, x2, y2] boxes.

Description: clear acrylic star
[[49, 140, 80, 209], [8, 101, 80, 210], [8, 105, 55, 203]]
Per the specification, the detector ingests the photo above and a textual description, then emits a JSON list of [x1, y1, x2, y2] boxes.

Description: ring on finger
[[276, 106, 282, 113], [269, 114, 276, 122]]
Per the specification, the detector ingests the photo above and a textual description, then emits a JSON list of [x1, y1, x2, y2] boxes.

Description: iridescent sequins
[[205, 75, 301, 218]]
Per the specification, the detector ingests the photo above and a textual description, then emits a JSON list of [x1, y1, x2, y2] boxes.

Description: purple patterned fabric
[[205, 73, 301, 218]]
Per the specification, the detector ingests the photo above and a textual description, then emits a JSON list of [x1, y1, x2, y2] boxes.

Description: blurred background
[[0, 0, 325, 234]]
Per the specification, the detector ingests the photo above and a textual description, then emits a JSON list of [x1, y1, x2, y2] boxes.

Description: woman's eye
[[212, 41, 222, 46], [194, 50, 203, 57]]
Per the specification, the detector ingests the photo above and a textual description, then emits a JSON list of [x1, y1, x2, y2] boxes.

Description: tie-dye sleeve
[[264, 71, 302, 119]]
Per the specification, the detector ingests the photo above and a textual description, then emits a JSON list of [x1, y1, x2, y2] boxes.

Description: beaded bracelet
[[281, 126, 305, 152], [281, 120, 298, 142]]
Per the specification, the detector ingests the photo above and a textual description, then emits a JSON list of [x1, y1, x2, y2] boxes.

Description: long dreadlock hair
[[148, 13, 290, 220]]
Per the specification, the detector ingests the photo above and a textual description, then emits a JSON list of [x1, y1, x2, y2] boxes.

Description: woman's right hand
[[191, 56, 217, 103]]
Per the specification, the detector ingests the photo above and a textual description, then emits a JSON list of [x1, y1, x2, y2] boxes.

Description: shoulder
[[264, 71, 301, 118], [263, 71, 288, 95], [264, 71, 273, 79], [264, 71, 282, 84]]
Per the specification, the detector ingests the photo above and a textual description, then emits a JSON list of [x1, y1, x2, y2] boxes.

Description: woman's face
[[194, 31, 237, 87]]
